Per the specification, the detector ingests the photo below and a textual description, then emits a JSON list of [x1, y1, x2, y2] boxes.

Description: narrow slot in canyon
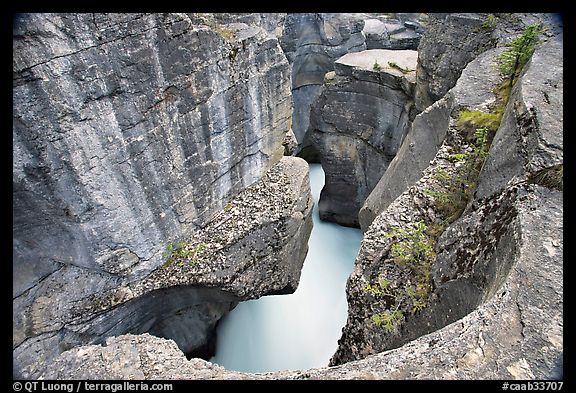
[[210, 164, 363, 372], [13, 12, 563, 380]]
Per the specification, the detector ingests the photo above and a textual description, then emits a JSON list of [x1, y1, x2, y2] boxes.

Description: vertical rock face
[[13, 14, 291, 283], [414, 13, 496, 113], [279, 13, 367, 152], [308, 49, 417, 227], [331, 25, 562, 370], [13, 13, 312, 378]]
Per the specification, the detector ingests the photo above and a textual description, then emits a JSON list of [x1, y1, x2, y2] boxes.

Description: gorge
[[13, 12, 563, 380]]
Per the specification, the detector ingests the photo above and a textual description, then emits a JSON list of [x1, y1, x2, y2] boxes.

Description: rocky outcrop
[[15, 155, 313, 379], [35, 183, 563, 379], [358, 45, 502, 231], [414, 13, 496, 113], [307, 49, 416, 227], [331, 29, 562, 369], [187, 13, 285, 35], [363, 14, 426, 50], [359, 12, 564, 231], [13, 13, 310, 378]]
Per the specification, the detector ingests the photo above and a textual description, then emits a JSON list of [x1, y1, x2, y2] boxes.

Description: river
[[209, 163, 363, 373]]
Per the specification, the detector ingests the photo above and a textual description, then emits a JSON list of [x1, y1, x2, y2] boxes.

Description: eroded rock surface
[[413, 13, 497, 113], [309, 49, 417, 227], [36, 183, 562, 380], [15, 155, 313, 379], [331, 29, 562, 370], [13, 13, 309, 378]]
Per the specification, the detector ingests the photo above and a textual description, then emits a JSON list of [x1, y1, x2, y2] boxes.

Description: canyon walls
[[308, 49, 417, 227], [13, 13, 312, 377], [330, 16, 563, 372]]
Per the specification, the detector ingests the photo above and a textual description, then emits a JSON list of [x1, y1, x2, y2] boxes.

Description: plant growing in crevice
[[373, 60, 382, 71], [162, 241, 208, 268], [496, 23, 544, 86], [364, 222, 436, 331], [528, 164, 563, 191], [387, 61, 411, 74], [480, 14, 498, 30]]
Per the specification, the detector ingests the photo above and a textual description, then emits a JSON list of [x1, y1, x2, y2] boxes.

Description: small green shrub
[[456, 110, 501, 133], [372, 309, 404, 332], [388, 61, 411, 74], [224, 202, 233, 212], [447, 153, 469, 163], [432, 167, 451, 182], [496, 23, 544, 85], [364, 278, 394, 298], [386, 221, 436, 267], [373, 60, 382, 71], [481, 14, 498, 30], [162, 241, 208, 268]]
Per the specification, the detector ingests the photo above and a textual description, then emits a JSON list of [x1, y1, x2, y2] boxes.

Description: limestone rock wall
[[331, 30, 562, 368], [413, 13, 496, 113], [358, 45, 502, 230], [13, 14, 291, 285], [13, 13, 308, 378], [309, 49, 417, 227], [15, 156, 313, 379], [280, 13, 366, 152]]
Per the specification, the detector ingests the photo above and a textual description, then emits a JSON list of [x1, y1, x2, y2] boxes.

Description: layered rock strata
[[279, 13, 366, 155], [309, 49, 416, 227], [13, 13, 309, 378], [331, 31, 562, 367], [359, 12, 563, 230], [16, 156, 313, 379]]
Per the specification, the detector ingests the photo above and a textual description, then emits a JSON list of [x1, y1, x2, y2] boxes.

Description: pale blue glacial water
[[210, 164, 363, 372]]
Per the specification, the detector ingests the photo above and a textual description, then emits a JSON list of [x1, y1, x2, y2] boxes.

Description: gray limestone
[[331, 29, 562, 369], [309, 49, 417, 227], [359, 46, 506, 231], [12, 13, 310, 378], [414, 13, 497, 113]]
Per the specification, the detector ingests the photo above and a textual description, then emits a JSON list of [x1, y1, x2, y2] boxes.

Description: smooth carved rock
[[475, 32, 563, 200], [359, 46, 505, 231], [331, 29, 562, 371], [15, 156, 313, 379], [12, 13, 307, 378], [309, 49, 417, 227], [280, 13, 367, 147], [363, 15, 426, 50], [38, 192, 563, 380]]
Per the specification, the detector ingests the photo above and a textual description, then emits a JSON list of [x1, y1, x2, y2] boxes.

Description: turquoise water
[[209, 164, 363, 372]]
